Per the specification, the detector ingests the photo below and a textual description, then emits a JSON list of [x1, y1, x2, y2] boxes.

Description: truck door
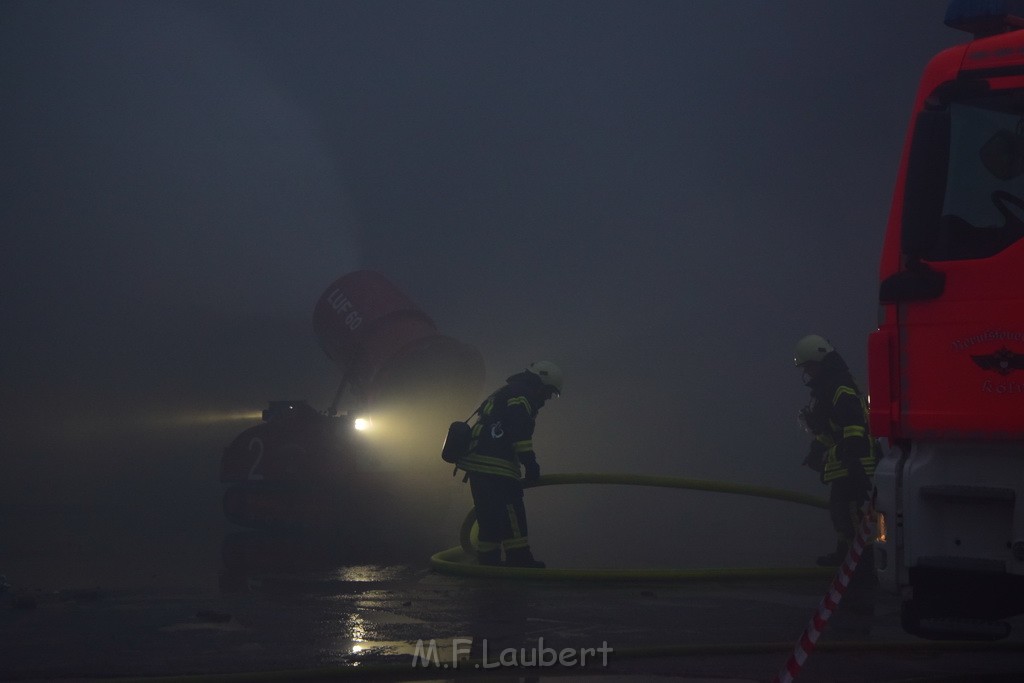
[[886, 82, 1024, 438]]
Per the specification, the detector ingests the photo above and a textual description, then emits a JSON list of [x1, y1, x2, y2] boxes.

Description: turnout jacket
[[803, 352, 878, 484], [458, 379, 539, 480]]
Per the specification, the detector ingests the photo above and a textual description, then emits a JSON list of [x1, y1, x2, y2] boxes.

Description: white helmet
[[527, 360, 563, 395], [793, 335, 834, 367]]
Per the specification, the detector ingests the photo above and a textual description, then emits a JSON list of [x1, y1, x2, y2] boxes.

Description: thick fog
[[1, 1, 962, 587]]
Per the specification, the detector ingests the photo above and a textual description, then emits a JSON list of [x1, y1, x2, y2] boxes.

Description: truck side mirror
[[901, 109, 951, 258], [879, 258, 946, 303]]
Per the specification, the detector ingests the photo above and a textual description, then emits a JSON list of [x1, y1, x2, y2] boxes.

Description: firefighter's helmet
[[793, 335, 834, 367], [527, 361, 563, 395]]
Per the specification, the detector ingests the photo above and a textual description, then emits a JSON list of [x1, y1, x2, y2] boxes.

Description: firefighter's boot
[[504, 547, 545, 569], [477, 548, 502, 566]]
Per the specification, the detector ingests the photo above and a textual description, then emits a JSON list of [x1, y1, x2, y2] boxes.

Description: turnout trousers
[[468, 472, 529, 556]]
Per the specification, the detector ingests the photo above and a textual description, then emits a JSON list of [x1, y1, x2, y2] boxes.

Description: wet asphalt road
[[3, 547, 1024, 683]]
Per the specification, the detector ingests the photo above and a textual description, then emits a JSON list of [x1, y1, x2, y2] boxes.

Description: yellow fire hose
[[430, 472, 834, 581]]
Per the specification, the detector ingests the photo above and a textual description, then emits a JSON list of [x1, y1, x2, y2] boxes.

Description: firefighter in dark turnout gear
[[457, 361, 562, 568], [794, 335, 878, 567]]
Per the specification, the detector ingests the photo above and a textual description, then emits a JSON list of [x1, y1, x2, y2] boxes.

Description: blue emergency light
[[946, 0, 1024, 35]]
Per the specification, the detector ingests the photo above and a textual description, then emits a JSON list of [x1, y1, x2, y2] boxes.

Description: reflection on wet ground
[[2, 532, 1024, 683]]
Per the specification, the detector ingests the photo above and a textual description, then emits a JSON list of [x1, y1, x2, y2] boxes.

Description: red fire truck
[[869, 0, 1024, 640]]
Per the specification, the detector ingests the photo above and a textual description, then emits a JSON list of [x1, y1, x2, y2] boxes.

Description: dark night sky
[[0, 1, 964, 585]]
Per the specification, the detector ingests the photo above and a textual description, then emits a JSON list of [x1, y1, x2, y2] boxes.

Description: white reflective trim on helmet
[[793, 334, 834, 367], [527, 360, 563, 394]]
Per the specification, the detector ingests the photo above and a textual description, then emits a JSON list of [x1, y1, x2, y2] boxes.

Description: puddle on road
[[327, 565, 414, 582]]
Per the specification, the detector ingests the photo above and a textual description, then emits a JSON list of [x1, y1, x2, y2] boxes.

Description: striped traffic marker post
[[773, 495, 876, 683]]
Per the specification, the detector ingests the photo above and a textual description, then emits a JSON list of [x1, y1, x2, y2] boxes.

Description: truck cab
[[869, 0, 1024, 639]]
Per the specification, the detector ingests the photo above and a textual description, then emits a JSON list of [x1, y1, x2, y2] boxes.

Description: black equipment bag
[[441, 400, 487, 465], [441, 420, 472, 463]]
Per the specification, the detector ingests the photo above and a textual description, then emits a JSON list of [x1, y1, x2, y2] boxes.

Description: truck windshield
[[928, 93, 1024, 260]]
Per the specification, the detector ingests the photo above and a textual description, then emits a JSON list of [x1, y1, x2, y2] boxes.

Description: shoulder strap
[[466, 389, 497, 424]]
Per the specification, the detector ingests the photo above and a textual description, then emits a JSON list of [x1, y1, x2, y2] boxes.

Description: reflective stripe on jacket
[[458, 381, 536, 479], [821, 385, 878, 483]]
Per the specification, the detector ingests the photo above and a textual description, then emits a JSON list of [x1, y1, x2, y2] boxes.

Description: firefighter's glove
[[521, 452, 541, 482], [803, 440, 826, 472], [799, 405, 825, 434]]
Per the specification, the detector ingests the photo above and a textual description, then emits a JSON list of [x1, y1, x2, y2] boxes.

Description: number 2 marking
[[247, 437, 265, 480]]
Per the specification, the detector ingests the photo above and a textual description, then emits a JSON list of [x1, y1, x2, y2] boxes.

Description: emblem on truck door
[[971, 347, 1024, 376]]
